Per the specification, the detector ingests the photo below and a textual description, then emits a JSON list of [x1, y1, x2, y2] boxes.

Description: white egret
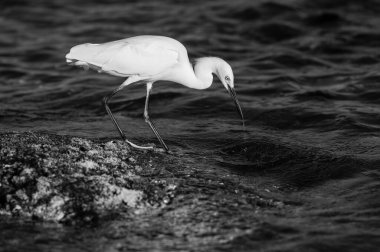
[[66, 35, 244, 152]]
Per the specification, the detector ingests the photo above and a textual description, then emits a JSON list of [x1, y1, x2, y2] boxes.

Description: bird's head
[[215, 59, 245, 126]]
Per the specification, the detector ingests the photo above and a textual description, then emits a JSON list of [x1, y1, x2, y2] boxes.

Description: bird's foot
[[125, 140, 154, 150], [153, 147, 172, 154], [124, 140, 171, 154]]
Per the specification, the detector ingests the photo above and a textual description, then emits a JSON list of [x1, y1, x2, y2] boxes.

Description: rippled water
[[1, 0, 380, 251]]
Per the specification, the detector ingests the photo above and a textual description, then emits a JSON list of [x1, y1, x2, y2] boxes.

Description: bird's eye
[[225, 76, 230, 82]]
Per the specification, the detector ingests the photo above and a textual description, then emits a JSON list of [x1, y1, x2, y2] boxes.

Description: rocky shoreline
[[0, 132, 281, 226], [0, 132, 178, 225], [1, 132, 378, 251]]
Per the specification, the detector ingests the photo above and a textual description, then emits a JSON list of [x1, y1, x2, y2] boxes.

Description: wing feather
[[67, 39, 179, 77]]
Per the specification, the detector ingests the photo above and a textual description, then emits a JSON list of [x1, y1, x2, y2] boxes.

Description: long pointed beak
[[227, 85, 245, 126]]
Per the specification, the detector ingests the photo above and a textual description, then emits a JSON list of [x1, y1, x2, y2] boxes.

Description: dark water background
[[1, 0, 380, 251]]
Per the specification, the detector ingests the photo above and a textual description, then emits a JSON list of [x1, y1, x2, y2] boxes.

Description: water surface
[[1, 0, 380, 251]]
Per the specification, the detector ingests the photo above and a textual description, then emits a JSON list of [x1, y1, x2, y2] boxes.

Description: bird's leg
[[103, 79, 153, 150], [103, 86, 126, 140], [144, 82, 169, 151]]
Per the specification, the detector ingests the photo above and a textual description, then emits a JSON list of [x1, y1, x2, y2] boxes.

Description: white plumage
[[66, 35, 243, 151], [67, 36, 183, 77]]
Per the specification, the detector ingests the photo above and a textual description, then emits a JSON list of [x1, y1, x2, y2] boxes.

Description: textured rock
[[0, 132, 176, 224], [0, 132, 289, 251]]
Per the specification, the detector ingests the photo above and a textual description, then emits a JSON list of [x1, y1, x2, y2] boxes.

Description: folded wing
[[66, 39, 179, 77]]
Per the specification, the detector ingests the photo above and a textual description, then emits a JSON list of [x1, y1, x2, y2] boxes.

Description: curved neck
[[182, 57, 221, 90]]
